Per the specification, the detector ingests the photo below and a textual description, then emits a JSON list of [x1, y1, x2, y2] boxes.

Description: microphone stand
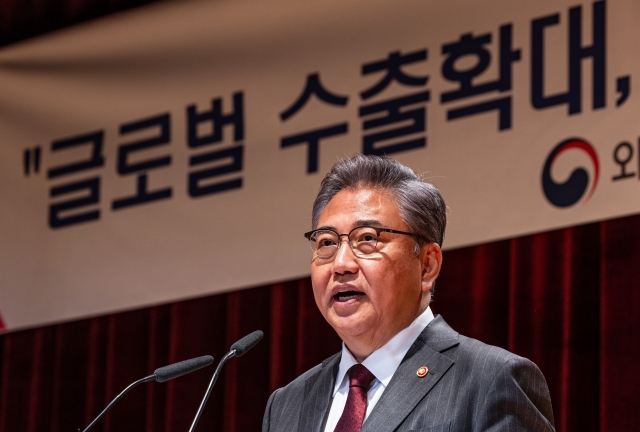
[[81, 375, 155, 432], [188, 350, 236, 432], [79, 355, 213, 432]]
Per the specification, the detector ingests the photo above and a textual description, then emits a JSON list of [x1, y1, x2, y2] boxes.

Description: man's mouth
[[333, 290, 365, 302]]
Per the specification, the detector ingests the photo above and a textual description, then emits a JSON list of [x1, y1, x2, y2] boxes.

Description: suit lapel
[[360, 315, 459, 432], [300, 353, 341, 432]]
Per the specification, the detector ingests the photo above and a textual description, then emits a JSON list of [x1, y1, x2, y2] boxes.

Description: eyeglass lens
[[309, 227, 379, 258]]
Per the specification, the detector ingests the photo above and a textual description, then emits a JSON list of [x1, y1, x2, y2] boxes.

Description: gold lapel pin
[[417, 366, 428, 377]]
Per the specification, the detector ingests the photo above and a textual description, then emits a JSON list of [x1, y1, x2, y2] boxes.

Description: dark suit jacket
[[263, 315, 555, 432]]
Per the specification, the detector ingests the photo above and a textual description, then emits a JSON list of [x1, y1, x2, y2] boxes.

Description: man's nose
[[332, 236, 358, 273]]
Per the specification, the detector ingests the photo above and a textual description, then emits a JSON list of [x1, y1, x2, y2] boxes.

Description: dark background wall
[[0, 0, 158, 48]]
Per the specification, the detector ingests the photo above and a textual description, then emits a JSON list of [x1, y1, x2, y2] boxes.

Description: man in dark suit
[[263, 155, 555, 432]]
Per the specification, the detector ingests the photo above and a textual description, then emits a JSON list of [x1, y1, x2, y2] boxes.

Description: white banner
[[1, 0, 638, 331]]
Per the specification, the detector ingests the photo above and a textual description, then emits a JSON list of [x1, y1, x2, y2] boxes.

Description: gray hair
[[312, 154, 447, 249]]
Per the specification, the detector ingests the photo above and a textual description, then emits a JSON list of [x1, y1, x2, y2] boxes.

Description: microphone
[[81, 355, 214, 432], [154, 355, 214, 382], [230, 329, 264, 357], [188, 331, 264, 432]]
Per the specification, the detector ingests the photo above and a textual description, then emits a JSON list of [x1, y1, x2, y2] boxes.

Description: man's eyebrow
[[316, 225, 337, 231], [353, 219, 384, 228], [314, 220, 383, 232]]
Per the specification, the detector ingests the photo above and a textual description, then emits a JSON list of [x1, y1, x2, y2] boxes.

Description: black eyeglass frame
[[303, 225, 416, 258]]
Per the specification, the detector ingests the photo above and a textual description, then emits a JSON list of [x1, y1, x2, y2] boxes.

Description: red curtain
[[0, 214, 639, 432]]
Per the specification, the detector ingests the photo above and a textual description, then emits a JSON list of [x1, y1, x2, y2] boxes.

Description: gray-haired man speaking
[[263, 154, 555, 432]]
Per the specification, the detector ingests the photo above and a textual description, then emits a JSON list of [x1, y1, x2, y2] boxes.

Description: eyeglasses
[[303, 226, 415, 259]]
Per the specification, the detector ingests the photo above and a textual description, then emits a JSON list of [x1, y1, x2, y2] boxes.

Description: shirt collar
[[332, 306, 435, 396]]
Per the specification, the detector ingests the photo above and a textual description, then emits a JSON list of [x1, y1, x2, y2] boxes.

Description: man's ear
[[419, 243, 442, 294]]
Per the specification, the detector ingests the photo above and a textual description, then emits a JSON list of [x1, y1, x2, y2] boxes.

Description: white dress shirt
[[323, 306, 435, 432]]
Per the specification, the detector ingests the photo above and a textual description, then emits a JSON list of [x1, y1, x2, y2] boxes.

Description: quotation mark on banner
[[542, 138, 600, 208], [23, 146, 41, 176]]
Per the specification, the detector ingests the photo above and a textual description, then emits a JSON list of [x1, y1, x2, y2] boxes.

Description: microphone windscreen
[[230, 330, 264, 357], [154, 355, 214, 383]]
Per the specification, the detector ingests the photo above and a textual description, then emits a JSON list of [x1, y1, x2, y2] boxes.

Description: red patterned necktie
[[333, 364, 376, 432]]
